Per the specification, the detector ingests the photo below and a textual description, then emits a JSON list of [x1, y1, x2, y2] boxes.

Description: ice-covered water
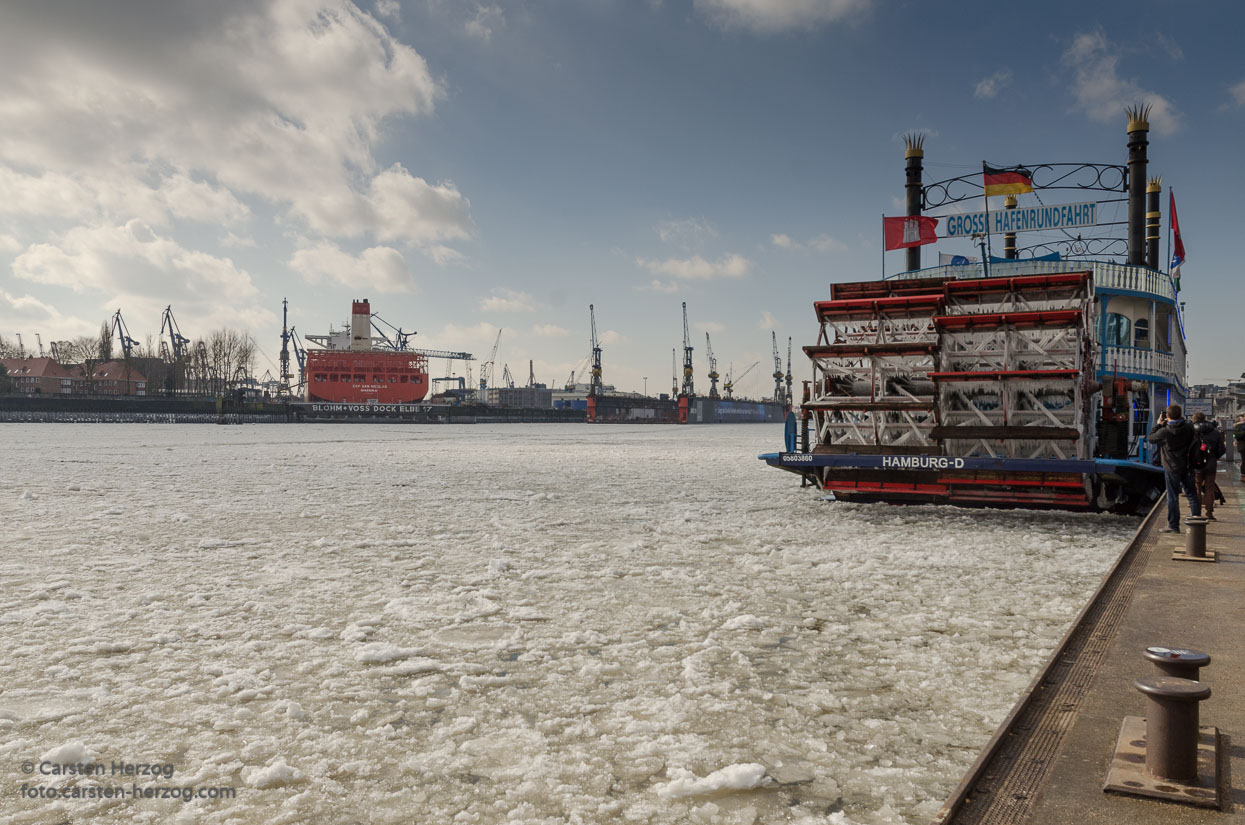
[[0, 424, 1134, 824]]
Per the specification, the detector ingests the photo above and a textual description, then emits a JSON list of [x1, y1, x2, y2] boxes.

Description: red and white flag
[[883, 216, 939, 250]]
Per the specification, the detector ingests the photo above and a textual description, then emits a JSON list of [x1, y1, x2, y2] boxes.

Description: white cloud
[[973, 70, 1012, 100], [636, 253, 751, 280], [480, 289, 537, 313], [640, 279, 680, 294], [11, 220, 271, 334], [288, 240, 416, 293], [0, 233, 21, 252], [465, 5, 505, 41], [599, 330, 627, 346], [694, 321, 726, 334], [772, 232, 846, 252], [656, 217, 718, 245], [758, 310, 777, 330], [0, 0, 472, 256], [374, 0, 400, 20], [531, 324, 568, 338], [1061, 31, 1179, 135], [694, 0, 870, 33], [809, 233, 847, 252], [1229, 79, 1245, 107]]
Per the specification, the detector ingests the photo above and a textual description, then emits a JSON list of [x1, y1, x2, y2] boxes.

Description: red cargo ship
[[305, 300, 430, 403]]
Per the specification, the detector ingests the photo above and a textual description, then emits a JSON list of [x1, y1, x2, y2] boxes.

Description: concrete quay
[[937, 464, 1245, 824]]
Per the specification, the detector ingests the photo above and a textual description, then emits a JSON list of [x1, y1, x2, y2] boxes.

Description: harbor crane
[[501, 363, 515, 388], [705, 332, 720, 398], [589, 304, 603, 398], [680, 302, 694, 397], [724, 360, 760, 399], [478, 328, 503, 396], [110, 309, 140, 359], [35, 334, 44, 357], [15, 333, 23, 357], [671, 348, 677, 397], [771, 331, 784, 404], [162, 305, 192, 363], [785, 336, 793, 408]]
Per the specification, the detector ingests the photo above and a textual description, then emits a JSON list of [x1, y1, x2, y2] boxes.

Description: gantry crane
[[589, 304, 602, 398], [771, 331, 784, 404], [724, 360, 760, 399], [680, 302, 694, 397], [705, 332, 720, 399]]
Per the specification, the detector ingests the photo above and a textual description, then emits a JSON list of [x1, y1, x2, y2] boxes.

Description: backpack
[[1188, 436, 1210, 471]]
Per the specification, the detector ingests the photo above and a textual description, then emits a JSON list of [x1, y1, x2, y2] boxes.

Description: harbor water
[[0, 424, 1134, 824]]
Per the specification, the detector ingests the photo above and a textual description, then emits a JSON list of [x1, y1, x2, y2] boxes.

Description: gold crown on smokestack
[[1125, 103, 1152, 133], [1004, 194, 1019, 208], [1147, 176, 1162, 193], [904, 132, 925, 158]]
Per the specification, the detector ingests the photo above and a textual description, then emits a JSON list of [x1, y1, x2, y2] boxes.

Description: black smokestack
[[904, 134, 925, 272], [1126, 104, 1151, 267], [1146, 177, 1161, 269]]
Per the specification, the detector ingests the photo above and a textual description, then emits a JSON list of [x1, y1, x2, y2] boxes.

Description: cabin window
[[1133, 318, 1150, 349], [1104, 313, 1131, 347], [330, 374, 339, 382], [314, 373, 326, 382], [354, 373, 365, 381], [400, 375, 408, 383]]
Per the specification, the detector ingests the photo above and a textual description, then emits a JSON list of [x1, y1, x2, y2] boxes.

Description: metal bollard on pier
[[1142, 646, 1210, 680]]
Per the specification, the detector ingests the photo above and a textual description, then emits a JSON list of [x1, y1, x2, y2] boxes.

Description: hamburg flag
[[883, 215, 939, 250], [983, 163, 1034, 197], [1169, 191, 1186, 288]]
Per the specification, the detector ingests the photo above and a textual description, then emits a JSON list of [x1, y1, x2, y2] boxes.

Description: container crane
[[680, 302, 694, 397], [705, 332, 720, 399], [588, 304, 603, 398], [724, 360, 760, 399], [771, 331, 784, 404]]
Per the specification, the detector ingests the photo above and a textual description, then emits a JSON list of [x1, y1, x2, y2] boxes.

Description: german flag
[[982, 163, 1034, 197]]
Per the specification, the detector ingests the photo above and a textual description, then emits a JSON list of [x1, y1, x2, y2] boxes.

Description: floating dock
[[936, 468, 1245, 824]]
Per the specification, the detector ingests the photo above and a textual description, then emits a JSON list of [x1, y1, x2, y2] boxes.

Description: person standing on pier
[[1148, 404, 1201, 532], [1234, 413, 1245, 481], [1190, 412, 1225, 520]]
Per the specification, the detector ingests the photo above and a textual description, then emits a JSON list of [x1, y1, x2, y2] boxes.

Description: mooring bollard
[[1185, 517, 1209, 558], [1143, 646, 1211, 681], [1134, 676, 1211, 782]]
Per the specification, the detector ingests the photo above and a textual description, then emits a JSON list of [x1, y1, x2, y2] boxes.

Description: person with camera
[[1147, 403, 1201, 533]]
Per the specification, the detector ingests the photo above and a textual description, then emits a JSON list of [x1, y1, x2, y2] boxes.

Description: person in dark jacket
[[1191, 413, 1226, 520], [1234, 414, 1245, 481], [1147, 404, 1201, 532]]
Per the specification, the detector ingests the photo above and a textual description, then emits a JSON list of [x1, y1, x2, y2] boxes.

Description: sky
[[1, 0, 1243, 396]]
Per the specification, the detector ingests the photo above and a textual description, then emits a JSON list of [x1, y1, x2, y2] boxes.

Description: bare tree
[[0, 334, 21, 359], [99, 322, 113, 363], [201, 329, 256, 395], [62, 336, 104, 393], [0, 362, 11, 394]]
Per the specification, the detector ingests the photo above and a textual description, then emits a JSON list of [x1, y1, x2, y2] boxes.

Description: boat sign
[[943, 201, 1098, 239]]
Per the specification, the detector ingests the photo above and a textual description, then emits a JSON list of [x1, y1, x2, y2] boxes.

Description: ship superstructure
[[763, 110, 1182, 512]]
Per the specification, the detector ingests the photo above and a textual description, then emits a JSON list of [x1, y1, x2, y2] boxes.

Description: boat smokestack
[[1126, 105, 1151, 267], [351, 298, 371, 351], [1004, 194, 1018, 259], [904, 133, 925, 272], [1146, 177, 1162, 269]]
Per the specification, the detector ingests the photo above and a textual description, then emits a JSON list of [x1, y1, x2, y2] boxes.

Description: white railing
[[1102, 345, 1185, 386], [890, 260, 1177, 304]]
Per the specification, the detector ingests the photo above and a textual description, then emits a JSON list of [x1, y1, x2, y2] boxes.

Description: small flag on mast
[[983, 163, 1034, 197], [883, 216, 939, 250], [1169, 190, 1185, 291]]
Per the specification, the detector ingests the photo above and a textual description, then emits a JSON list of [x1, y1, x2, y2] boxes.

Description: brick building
[[1, 357, 147, 396], [0, 357, 82, 395]]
